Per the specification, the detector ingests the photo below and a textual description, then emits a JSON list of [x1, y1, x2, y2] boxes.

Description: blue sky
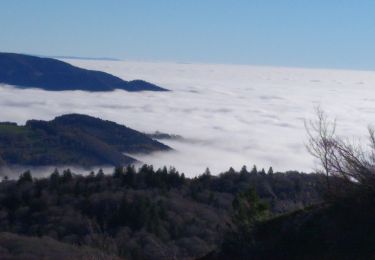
[[1, 0, 374, 69]]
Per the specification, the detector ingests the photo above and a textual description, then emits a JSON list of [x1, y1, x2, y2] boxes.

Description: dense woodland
[[0, 165, 325, 259]]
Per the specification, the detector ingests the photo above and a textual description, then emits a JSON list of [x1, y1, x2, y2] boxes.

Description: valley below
[[1, 59, 375, 176]]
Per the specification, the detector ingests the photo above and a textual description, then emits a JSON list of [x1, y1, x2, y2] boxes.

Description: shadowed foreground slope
[[204, 199, 375, 260], [0, 232, 119, 260]]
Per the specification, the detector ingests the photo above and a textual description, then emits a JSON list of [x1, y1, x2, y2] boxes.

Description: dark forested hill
[[0, 114, 170, 167], [0, 52, 168, 91], [205, 202, 375, 260], [0, 166, 325, 259], [0, 232, 119, 260]]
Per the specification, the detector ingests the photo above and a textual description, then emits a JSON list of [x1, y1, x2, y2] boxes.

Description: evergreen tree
[[50, 169, 60, 187], [96, 168, 105, 179], [232, 187, 269, 232], [250, 165, 258, 175], [18, 170, 33, 184], [62, 169, 73, 182], [228, 167, 236, 175], [240, 165, 248, 175], [113, 167, 124, 179], [224, 187, 269, 254], [124, 165, 136, 186]]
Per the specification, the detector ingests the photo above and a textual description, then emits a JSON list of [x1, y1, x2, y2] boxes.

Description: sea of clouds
[[1, 59, 375, 177]]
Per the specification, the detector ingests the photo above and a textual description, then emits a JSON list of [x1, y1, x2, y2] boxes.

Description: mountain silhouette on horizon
[[0, 52, 168, 92]]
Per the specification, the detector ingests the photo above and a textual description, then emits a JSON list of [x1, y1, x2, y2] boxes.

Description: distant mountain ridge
[[0, 52, 168, 91], [53, 55, 120, 61], [0, 114, 171, 167]]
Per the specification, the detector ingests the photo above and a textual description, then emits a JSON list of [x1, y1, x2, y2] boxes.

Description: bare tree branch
[[305, 108, 375, 199]]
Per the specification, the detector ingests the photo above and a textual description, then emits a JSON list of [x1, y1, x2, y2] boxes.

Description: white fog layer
[[1, 59, 375, 176]]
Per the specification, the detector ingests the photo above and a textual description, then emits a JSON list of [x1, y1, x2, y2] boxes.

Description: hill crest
[[0, 52, 168, 92]]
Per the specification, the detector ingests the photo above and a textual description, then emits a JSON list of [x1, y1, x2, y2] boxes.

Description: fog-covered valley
[[1, 59, 375, 176]]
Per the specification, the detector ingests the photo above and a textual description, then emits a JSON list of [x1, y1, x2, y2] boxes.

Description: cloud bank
[[1, 59, 375, 177]]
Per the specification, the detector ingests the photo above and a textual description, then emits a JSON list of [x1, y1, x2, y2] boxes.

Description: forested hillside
[[0, 114, 170, 167], [0, 165, 324, 259]]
